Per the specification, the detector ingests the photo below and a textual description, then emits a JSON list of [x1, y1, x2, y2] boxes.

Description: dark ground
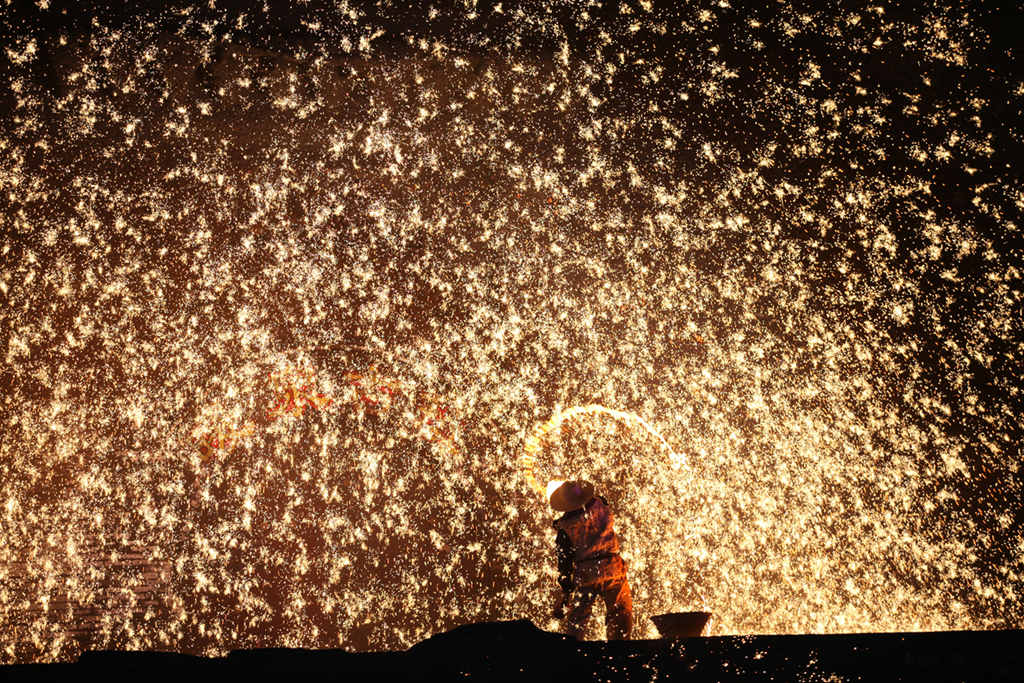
[[4, 620, 1024, 682]]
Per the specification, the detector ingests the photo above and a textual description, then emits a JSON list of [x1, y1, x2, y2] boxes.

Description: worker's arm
[[554, 528, 574, 616]]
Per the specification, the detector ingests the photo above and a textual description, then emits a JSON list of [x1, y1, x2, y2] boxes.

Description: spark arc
[[521, 404, 682, 499]]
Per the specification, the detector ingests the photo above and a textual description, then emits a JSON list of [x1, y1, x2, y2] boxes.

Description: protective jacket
[[554, 495, 627, 590]]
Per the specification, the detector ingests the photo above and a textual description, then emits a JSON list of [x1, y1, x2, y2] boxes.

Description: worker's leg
[[603, 577, 633, 640], [565, 589, 598, 640]]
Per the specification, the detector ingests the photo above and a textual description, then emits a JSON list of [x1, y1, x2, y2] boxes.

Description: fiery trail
[[521, 404, 683, 498]]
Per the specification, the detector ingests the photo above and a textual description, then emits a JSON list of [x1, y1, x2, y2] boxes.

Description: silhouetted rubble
[[5, 620, 1024, 681]]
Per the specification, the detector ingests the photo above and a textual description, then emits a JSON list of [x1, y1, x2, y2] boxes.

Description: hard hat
[[548, 480, 595, 512]]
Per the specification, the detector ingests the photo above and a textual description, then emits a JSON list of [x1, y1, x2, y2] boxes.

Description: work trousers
[[566, 573, 633, 641]]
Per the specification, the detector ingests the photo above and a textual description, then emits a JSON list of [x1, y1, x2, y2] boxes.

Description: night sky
[[1, 0, 1022, 663]]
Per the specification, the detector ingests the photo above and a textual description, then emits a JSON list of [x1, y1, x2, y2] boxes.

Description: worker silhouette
[[550, 480, 633, 640]]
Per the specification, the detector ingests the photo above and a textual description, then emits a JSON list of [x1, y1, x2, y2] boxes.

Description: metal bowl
[[650, 611, 712, 638]]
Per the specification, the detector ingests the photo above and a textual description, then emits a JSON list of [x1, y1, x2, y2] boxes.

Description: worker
[[549, 479, 633, 640]]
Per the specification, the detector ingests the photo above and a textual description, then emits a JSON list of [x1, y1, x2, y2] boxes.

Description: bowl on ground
[[650, 611, 712, 638]]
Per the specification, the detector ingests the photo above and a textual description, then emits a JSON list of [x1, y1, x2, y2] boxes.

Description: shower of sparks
[[188, 364, 335, 465], [186, 359, 462, 466], [1, 0, 1023, 664], [265, 367, 334, 422]]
